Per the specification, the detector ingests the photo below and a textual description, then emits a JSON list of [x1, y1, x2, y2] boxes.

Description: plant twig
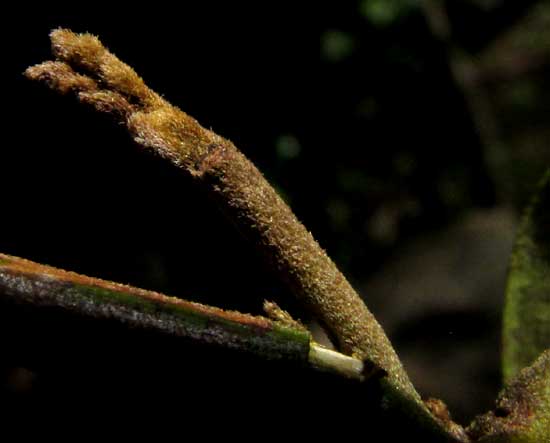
[[23, 30, 472, 441], [25, 29, 411, 391], [0, 252, 363, 379], [1, 252, 467, 440]]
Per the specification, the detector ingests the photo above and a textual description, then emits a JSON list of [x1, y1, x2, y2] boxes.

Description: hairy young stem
[[21, 32, 487, 441], [20, 28, 479, 441], [25, 28, 413, 393]]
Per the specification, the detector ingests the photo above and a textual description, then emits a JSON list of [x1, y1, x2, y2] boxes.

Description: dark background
[[1, 1, 549, 438]]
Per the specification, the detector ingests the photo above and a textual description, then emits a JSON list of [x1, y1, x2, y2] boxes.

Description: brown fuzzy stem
[[25, 29, 418, 401]]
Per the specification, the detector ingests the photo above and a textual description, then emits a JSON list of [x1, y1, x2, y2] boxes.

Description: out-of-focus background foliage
[[1, 0, 549, 429]]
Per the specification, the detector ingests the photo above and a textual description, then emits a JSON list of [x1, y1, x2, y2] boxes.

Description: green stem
[[0, 252, 468, 441], [0, 252, 369, 379], [0, 253, 309, 362]]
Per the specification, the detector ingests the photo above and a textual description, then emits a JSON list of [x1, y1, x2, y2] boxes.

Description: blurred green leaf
[[466, 0, 502, 12], [275, 134, 302, 160], [503, 170, 550, 383], [320, 30, 355, 62], [360, 0, 413, 27]]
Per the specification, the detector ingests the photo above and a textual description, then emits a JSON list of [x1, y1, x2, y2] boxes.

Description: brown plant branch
[[22, 29, 473, 441], [25, 28, 411, 389]]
